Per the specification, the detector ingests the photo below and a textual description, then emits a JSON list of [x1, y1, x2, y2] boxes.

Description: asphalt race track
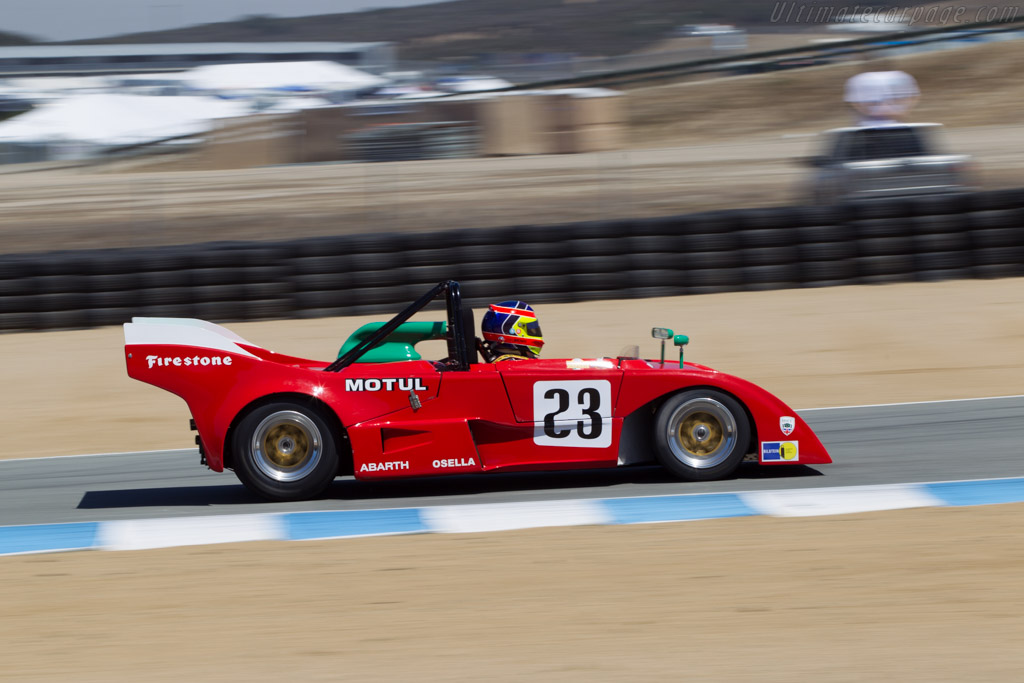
[[2, 396, 1022, 527]]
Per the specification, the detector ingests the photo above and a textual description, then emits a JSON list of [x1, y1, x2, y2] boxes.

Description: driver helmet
[[481, 301, 543, 358]]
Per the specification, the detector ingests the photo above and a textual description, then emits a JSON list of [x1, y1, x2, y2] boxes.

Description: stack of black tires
[[0, 188, 1021, 332]]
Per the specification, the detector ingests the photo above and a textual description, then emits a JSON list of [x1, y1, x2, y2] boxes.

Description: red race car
[[124, 281, 830, 501]]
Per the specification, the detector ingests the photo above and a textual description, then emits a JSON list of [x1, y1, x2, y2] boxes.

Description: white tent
[[845, 71, 920, 122], [0, 93, 249, 147], [181, 61, 386, 93]]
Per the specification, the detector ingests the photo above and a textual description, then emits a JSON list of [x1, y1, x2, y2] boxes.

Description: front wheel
[[232, 401, 339, 501], [653, 389, 750, 482]]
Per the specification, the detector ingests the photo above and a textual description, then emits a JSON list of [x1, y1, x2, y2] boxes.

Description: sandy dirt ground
[[0, 125, 1020, 254], [1, 277, 1022, 459], [3, 505, 1023, 681], [1, 213, 1023, 683]]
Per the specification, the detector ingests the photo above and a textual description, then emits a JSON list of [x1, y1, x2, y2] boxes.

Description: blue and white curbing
[[3, 477, 1024, 556]]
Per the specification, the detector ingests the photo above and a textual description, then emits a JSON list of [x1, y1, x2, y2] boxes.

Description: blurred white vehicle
[[802, 123, 973, 203]]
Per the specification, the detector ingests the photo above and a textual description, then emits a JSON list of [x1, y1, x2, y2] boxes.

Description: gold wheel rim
[[251, 410, 323, 482], [677, 411, 724, 457], [262, 423, 311, 469], [665, 398, 738, 469]]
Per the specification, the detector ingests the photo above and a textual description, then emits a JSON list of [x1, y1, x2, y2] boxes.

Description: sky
[[3, 0, 446, 42]]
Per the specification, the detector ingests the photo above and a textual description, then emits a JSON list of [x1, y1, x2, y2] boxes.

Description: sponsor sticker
[[345, 378, 428, 392], [147, 354, 232, 369], [433, 457, 476, 469], [566, 358, 616, 370], [761, 441, 799, 462], [359, 461, 410, 473], [780, 416, 796, 436]]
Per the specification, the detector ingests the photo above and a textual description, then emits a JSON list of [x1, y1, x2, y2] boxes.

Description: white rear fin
[[124, 318, 259, 358]]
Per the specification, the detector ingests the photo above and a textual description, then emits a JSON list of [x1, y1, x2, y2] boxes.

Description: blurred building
[[0, 42, 395, 77]]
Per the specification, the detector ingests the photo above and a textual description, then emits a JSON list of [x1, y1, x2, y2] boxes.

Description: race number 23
[[532, 380, 612, 448]]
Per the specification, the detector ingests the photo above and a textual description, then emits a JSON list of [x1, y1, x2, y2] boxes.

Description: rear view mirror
[[652, 327, 674, 364], [674, 334, 690, 368]]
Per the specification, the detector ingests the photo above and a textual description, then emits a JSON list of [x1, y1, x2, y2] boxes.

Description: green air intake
[[337, 321, 448, 363]]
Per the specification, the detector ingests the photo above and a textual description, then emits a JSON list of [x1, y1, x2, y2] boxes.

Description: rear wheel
[[653, 389, 750, 481], [232, 401, 339, 501]]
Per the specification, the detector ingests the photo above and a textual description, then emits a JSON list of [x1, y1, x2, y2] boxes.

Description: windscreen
[[845, 128, 926, 161]]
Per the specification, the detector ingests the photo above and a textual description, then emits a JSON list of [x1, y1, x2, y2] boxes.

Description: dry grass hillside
[[627, 38, 1024, 145], [0, 40, 1021, 252]]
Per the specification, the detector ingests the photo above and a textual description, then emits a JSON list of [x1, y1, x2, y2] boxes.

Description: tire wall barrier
[[1, 189, 1023, 332]]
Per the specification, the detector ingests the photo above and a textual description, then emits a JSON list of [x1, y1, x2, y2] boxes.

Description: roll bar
[[325, 281, 471, 372]]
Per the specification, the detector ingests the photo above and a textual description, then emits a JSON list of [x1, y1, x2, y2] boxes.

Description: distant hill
[[0, 29, 35, 46], [71, 0, 922, 61]]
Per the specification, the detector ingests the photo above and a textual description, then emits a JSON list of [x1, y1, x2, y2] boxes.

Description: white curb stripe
[[740, 483, 945, 518], [797, 394, 1024, 412], [420, 499, 612, 534], [97, 514, 285, 551]]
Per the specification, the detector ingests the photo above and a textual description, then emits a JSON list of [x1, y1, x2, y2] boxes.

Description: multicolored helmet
[[481, 301, 543, 358]]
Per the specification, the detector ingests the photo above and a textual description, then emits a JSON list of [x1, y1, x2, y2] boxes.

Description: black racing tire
[[570, 238, 627, 257], [794, 224, 853, 243], [140, 270, 192, 288], [857, 237, 913, 257], [742, 264, 799, 285], [969, 209, 1024, 230], [627, 235, 677, 253], [973, 246, 1024, 266], [349, 269, 398, 288], [140, 286, 192, 307], [0, 311, 39, 331], [850, 198, 912, 220], [801, 259, 856, 283], [973, 263, 1024, 279], [565, 255, 627, 274], [736, 229, 791, 248], [971, 228, 1023, 249], [741, 247, 794, 267], [243, 298, 290, 320], [855, 255, 915, 277], [85, 272, 141, 292], [627, 252, 680, 270], [682, 250, 740, 270], [913, 232, 969, 252], [739, 207, 795, 230], [87, 290, 141, 308], [292, 254, 353, 276], [914, 251, 970, 271], [687, 210, 744, 234], [456, 260, 514, 281], [513, 274, 571, 295], [798, 242, 853, 261], [969, 188, 1024, 212], [290, 272, 354, 292], [505, 259, 554, 277], [0, 278, 35, 297], [687, 268, 742, 288], [916, 268, 971, 283], [911, 214, 966, 234], [851, 218, 912, 239], [859, 273, 914, 285], [681, 232, 738, 252], [653, 389, 750, 482], [232, 401, 340, 502]]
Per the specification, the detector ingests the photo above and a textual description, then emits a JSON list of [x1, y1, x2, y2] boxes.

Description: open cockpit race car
[[124, 281, 830, 501]]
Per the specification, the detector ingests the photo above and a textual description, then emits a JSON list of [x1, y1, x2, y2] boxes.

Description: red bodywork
[[124, 323, 830, 479]]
